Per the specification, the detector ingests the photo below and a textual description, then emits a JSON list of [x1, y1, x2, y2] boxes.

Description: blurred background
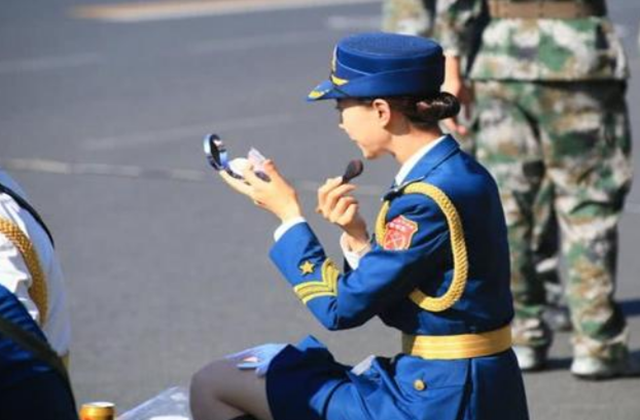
[[1, 0, 639, 418]]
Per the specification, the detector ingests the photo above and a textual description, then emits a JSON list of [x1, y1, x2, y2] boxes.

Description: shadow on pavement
[[621, 298, 640, 317], [543, 357, 572, 372], [531, 350, 640, 375]]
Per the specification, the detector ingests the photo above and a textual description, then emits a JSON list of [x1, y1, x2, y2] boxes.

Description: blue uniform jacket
[[0, 283, 52, 390], [267, 135, 528, 420]]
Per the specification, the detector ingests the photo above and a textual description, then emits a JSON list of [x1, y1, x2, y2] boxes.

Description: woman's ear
[[371, 98, 393, 127]]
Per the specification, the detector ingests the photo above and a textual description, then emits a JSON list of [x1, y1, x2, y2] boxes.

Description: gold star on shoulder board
[[299, 261, 315, 275]]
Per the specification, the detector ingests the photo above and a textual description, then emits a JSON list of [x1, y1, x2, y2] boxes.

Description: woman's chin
[[361, 150, 382, 160]]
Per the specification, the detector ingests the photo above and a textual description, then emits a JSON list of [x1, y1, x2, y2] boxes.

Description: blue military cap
[[308, 32, 445, 101]]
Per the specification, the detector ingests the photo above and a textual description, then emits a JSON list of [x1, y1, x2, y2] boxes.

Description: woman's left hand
[[219, 160, 303, 222]]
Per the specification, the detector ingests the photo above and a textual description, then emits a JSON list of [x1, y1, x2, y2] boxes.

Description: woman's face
[[336, 99, 391, 160]]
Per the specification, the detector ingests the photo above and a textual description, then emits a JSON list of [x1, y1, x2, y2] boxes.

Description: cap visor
[[307, 79, 344, 102]]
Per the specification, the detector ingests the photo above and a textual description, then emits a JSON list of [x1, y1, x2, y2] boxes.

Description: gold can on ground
[[80, 402, 115, 420]]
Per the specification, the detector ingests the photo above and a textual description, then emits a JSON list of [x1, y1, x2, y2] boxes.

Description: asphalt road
[[1, 0, 640, 418]]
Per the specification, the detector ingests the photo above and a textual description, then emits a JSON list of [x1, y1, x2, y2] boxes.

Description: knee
[[190, 362, 220, 419], [191, 359, 229, 390], [190, 365, 209, 398]]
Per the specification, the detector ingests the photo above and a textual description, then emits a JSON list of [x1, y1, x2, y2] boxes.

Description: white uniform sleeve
[[339, 232, 371, 270], [274, 217, 306, 242]]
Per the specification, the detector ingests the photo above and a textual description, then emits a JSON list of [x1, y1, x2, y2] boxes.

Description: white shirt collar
[[394, 135, 447, 186]]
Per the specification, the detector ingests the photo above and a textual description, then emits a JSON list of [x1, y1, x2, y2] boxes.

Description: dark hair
[[352, 92, 460, 129], [387, 93, 460, 128]]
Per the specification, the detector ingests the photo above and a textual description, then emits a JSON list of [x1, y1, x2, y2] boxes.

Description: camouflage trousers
[[381, 0, 435, 36], [473, 80, 633, 361]]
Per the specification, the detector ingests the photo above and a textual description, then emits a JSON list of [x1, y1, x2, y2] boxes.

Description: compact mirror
[[203, 134, 269, 181], [203, 134, 228, 172]]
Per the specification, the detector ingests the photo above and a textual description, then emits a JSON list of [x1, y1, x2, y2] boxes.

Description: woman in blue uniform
[[190, 32, 529, 420]]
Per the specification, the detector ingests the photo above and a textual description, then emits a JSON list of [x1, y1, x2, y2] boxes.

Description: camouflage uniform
[[530, 176, 565, 328], [435, 0, 633, 362], [384, 1, 563, 308], [382, 0, 436, 36]]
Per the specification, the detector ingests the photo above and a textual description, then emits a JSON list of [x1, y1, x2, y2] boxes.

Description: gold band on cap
[[330, 74, 348, 86]]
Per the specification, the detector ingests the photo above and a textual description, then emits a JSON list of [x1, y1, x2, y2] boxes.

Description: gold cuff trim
[[375, 183, 468, 312], [293, 259, 340, 304], [402, 325, 512, 360]]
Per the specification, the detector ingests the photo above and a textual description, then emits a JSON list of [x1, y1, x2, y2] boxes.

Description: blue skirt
[[266, 335, 529, 420]]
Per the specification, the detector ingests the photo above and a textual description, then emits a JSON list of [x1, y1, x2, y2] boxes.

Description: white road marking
[[0, 53, 102, 74], [72, 0, 381, 23], [82, 114, 295, 151], [0, 20, 372, 76], [1, 158, 203, 182], [5, 156, 640, 214], [326, 14, 381, 31], [189, 30, 333, 54], [0, 157, 384, 195]]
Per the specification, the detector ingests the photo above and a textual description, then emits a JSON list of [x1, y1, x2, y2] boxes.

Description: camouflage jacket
[[434, 0, 628, 81], [382, 0, 436, 36]]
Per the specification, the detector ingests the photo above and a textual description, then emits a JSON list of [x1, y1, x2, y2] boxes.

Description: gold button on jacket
[[413, 379, 426, 391]]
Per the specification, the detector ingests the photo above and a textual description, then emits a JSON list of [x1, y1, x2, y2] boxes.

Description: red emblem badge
[[382, 215, 418, 250]]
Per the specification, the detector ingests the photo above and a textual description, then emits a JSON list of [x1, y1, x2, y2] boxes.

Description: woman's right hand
[[317, 177, 369, 248], [219, 160, 303, 223]]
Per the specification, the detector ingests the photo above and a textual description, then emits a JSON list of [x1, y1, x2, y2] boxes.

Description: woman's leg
[[190, 358, 274, 420]]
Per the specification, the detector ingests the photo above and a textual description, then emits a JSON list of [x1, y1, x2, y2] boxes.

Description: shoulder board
[[382, 176, 426, 201]]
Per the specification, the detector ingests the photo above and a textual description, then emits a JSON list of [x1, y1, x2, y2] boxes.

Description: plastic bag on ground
[[117, 386, 191, 420]]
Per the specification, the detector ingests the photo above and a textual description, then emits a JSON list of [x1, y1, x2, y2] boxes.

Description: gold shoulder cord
[[0, 217, 48, 325], [375, 183, 468, 312]]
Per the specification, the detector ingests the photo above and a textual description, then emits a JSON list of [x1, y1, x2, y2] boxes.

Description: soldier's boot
[[513, 345, 549, 371], [571, 351, 640, 380], [570, 316, 634, 379], [512, 318, 552, 372]]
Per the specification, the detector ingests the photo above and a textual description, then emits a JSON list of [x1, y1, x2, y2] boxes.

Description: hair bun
[[414, 93, 460, 123]]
